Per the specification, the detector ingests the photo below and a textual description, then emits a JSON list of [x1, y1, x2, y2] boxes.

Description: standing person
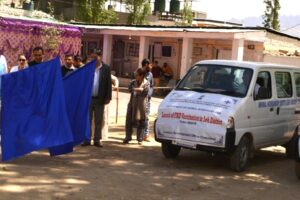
[[28, 46, 44, 66], [61, 54, 76, 77], [0, 53, 7, 144], [102, 74, 119, 140], [10, 54, 28, 72], [123, 68, 150, 145], [81, 49, 112, 147], [151, 60, 162, 92], [73, 55, 84, 68], [0, 53, 8, 75], [142, 58, 153, 142], [0, 53, 8, 95]]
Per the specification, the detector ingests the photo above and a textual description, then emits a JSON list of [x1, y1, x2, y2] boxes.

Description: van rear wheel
[[285, 129, 298, 159], [229, 136, 251, 172], [161, 142, 181, 158], [295, 162, 300, 180]]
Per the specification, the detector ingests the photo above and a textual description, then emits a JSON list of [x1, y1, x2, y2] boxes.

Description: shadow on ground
[[0, 125, 299, 200]]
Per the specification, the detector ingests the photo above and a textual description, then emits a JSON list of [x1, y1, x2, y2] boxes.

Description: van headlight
[[226, 116, 235, 129]]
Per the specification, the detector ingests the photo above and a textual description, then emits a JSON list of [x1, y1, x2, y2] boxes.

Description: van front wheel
[[161, 142, 181, 158], [229, 136, 251, 172]]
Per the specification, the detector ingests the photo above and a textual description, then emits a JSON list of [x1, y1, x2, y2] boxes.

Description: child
[[123, 68, 150, 144]]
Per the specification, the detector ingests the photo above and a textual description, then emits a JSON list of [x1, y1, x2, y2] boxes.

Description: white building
[[76, 24, 300, 85]]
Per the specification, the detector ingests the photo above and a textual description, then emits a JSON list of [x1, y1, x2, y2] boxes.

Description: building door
[[112, 40, 125, 76]]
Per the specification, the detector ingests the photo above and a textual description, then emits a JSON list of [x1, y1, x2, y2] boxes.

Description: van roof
[[195, 60, 300, 70]]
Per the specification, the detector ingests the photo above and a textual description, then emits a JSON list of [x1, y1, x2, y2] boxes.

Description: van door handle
[[276, 107, 280, 115], [270, 108, 274, 112]]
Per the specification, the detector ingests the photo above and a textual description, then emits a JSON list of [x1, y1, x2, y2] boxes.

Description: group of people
[[0, 47, 87, 75], [151, 60, 174, 88], [1, 47, 157, 147], [0, 47, 112, 148]]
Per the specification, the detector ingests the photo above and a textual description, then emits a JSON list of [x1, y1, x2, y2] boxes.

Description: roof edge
[[70, 22, 300, 41]]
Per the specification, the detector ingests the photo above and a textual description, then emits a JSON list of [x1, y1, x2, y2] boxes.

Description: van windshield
[[176, 64, 253, 98]]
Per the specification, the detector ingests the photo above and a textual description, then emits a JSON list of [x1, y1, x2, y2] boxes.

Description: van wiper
[[176, 87, 216, 94], [191, 88, 216, 93], [219, 90, 244, 97], [176, 87, 191, 91]]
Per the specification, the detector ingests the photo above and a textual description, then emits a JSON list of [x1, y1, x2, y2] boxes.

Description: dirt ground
[[0, 122, 300, 200], [0, 91, 300, 199]]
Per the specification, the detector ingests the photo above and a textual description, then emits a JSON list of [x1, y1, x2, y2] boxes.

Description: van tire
[[295, 162, 300, 180], [229, 136, 251, 172], [161, 142, 181, 159], [285, 129, 298, 159]]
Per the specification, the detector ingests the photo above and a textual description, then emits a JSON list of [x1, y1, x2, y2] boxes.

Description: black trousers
[[89, 99, 105, 142], [125, 102, 144, 142]]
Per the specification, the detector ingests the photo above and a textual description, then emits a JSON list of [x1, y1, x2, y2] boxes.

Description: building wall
[[111, 35, 140, 77], [263, 54, 300, 67], [264, 32, 300, 56], [192, 39, 232, 64], [149, 37, 180, 79], [81, 34, 104, 58], [192, 39, 265, 64]]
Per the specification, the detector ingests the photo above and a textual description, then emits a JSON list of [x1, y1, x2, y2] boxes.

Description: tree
[[77, 0, 118, 24], [126, 0, 151, 25], [176, 1, 193, 26], [263, 0, 280, 30]]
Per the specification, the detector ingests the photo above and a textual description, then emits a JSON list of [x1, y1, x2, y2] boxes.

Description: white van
[[154, 60, 300, 172]]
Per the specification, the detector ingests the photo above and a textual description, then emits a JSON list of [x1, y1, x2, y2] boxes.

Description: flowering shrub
[[41, 26, 62, 50]]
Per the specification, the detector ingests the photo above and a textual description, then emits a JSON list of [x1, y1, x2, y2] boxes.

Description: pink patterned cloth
[[0, 17, 81, 68]]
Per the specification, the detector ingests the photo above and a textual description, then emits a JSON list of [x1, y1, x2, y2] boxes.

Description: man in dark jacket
[[28, 46, 44, 67], [81, 49, 112, 147]]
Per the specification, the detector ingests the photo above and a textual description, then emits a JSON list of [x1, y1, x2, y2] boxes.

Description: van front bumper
[[154, 119, 236, 154]]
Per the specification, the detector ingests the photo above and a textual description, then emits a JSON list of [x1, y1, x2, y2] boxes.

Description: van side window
[[254, 71, 272, 100], [294, 73, 300, 97], [275, 72, 293, 98]]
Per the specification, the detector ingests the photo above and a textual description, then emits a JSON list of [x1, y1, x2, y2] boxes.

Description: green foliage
[[77, 0, 118, 24], [263, 0, 280, 30], [47, 0, 55, 16], [41, 26, 62, 50], [176, 2, 193, 26], [126, 0, 151, 25]]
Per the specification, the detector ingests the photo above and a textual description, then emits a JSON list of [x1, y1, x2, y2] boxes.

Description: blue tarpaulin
[[49, 60, 95, 156], [1, 57, 73, 161]]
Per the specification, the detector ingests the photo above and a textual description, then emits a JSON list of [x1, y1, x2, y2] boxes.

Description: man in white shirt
[[81, 49, 112, 147]]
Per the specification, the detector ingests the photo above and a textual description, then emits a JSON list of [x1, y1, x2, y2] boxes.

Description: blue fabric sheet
[[49, 61, 96, 156], [1, 57, 73, 161]]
